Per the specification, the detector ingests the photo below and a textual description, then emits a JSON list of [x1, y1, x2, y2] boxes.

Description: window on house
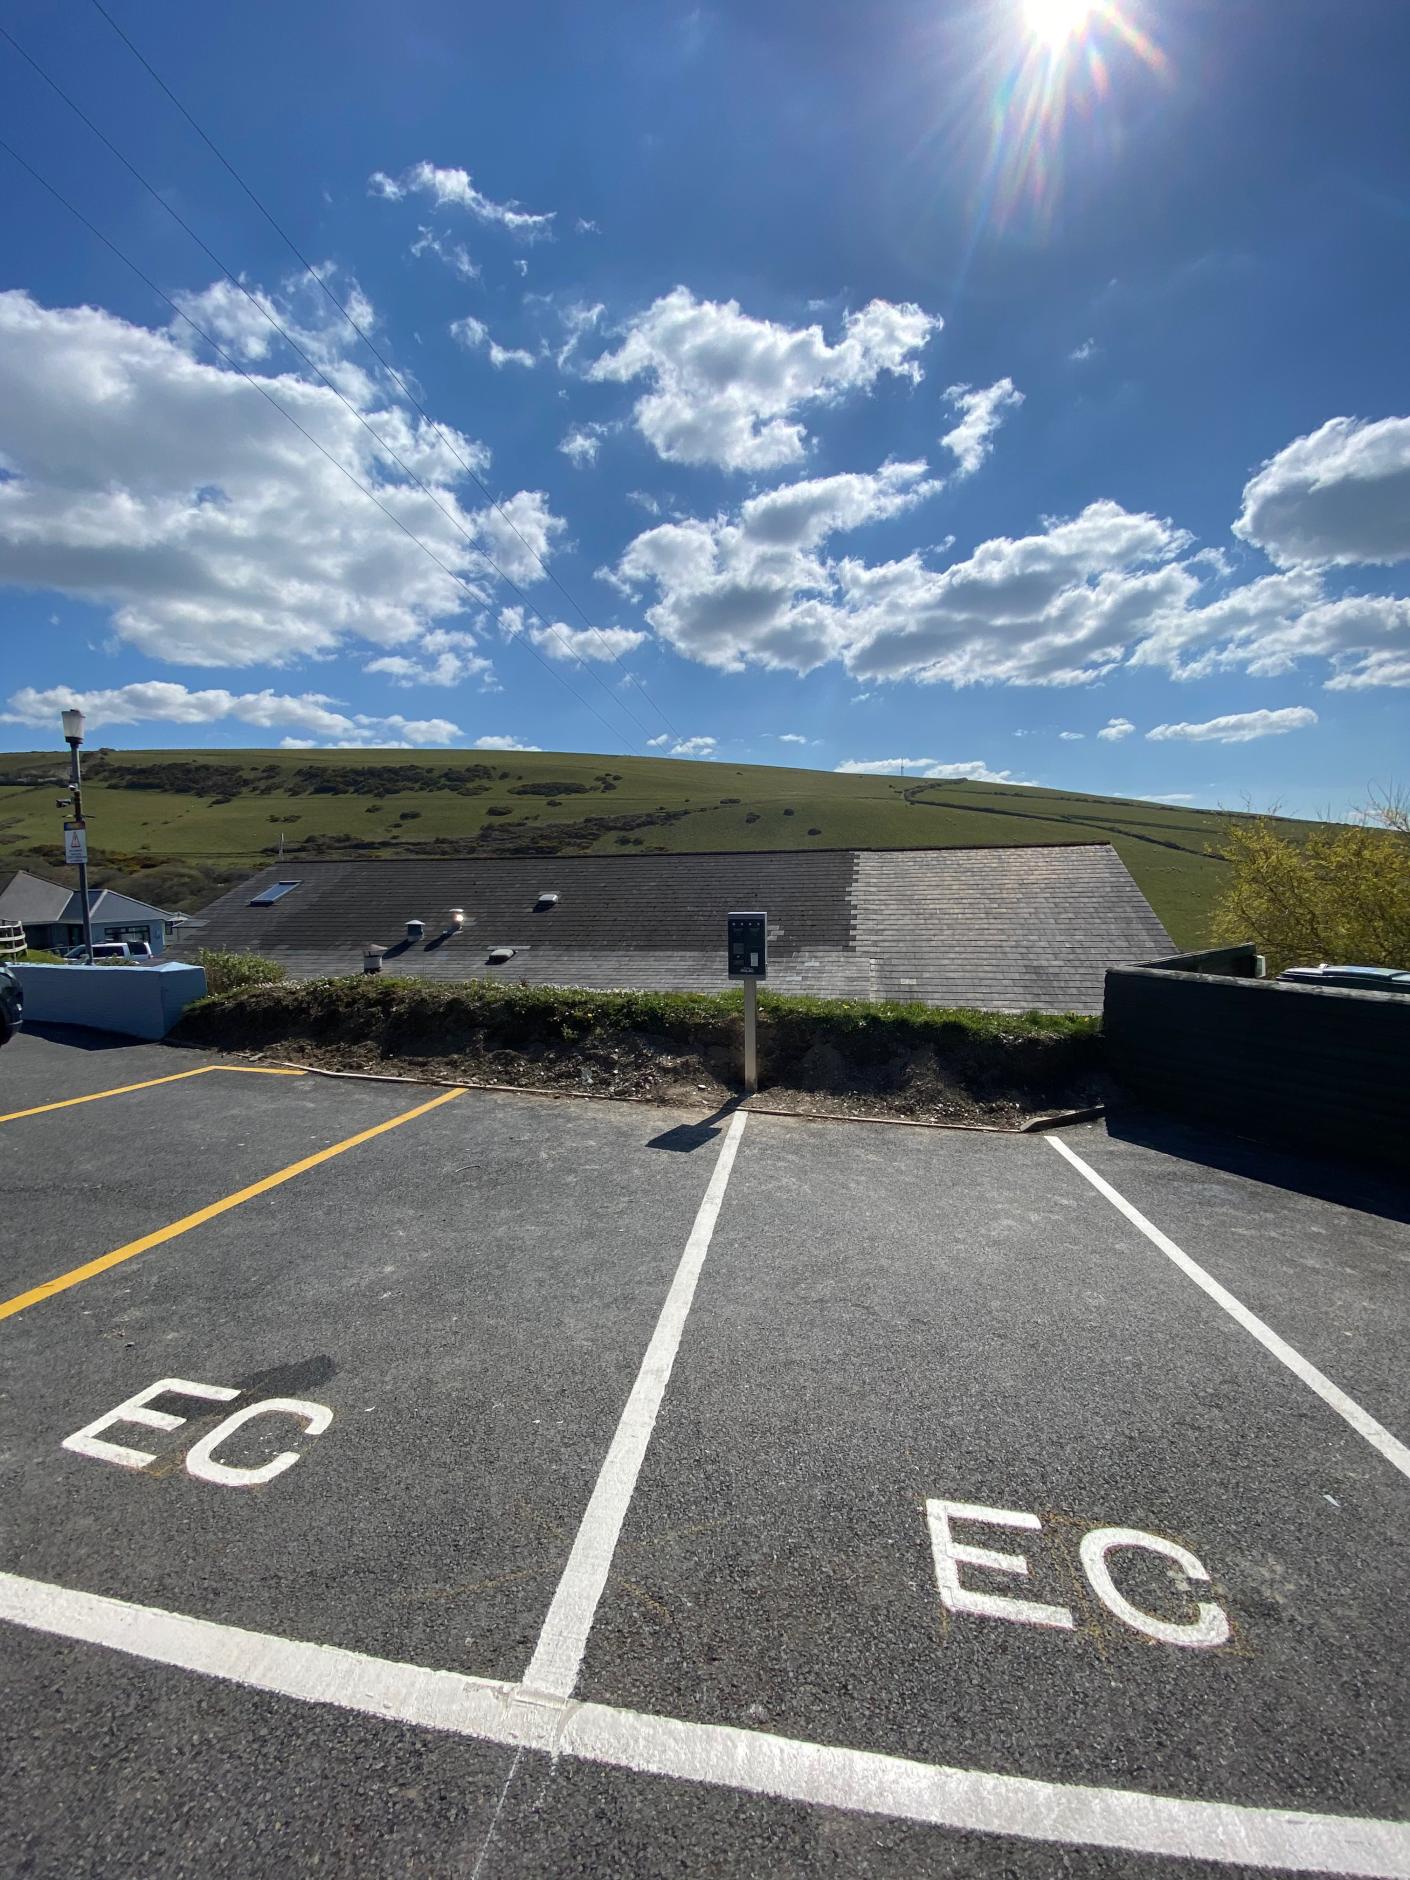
[[249, 881, 301, 906]]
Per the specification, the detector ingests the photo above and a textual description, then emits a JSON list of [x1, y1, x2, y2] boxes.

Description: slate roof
[[173, 845, 1172, 1014], [0, 871, 72, 925], [0, 873, 175, 929], [59, 886, 176, 927]]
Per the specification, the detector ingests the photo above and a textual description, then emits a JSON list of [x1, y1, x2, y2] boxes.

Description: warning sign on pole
[[63, 821, 88, 866]]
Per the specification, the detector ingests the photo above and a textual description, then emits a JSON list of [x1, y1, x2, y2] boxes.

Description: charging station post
[[727, 911, 767, 1094]]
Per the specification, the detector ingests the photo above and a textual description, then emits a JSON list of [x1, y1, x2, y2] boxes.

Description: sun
[[1022, 0, 1097, 47]]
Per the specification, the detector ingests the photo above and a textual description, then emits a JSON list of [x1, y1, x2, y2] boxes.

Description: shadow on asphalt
[[16, 1022, 142, 1053], [1104, 1104, 1410, 1226], [647, 1097, 742, 1154]]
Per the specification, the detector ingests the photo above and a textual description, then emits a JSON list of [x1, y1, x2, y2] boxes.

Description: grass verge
[[173, 975, 1104, 1125]]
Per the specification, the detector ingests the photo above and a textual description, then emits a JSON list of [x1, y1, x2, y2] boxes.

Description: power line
[[0, 23, 661, 755], [0, 134, 640, 762], [86, 0, 684, 744]]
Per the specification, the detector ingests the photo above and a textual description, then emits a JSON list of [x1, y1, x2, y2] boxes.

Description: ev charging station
[[727, 911, 767, 1093]]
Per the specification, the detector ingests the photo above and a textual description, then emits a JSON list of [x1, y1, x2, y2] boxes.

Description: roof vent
[[534, 891, 559, 910], [406, 918, 425, 939], [487, 944, 516, 965], [447, 907, 465, 929]]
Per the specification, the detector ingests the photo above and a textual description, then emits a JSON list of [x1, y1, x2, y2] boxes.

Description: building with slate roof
[[174, 845, 1172, 1015], [0, 870, 182, 956]]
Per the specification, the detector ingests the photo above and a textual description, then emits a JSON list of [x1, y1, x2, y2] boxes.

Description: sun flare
[[1022, 0, 1096, 47]]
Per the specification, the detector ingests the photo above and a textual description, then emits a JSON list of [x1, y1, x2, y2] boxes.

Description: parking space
[[3, 1073, 729, 1677], [0, 1055, 424, 1308], [576, 1117, 1408, 1837], [1053, 1115, 1410, 1443], [2, 1033, 1408, 1876], [0, 1026, 230, 1115]]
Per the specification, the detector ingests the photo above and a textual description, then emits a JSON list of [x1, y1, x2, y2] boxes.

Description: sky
[[1, 0, 1408, 815]]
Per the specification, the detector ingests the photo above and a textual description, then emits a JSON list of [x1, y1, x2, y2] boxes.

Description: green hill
[[0, 745, 1317, 949]]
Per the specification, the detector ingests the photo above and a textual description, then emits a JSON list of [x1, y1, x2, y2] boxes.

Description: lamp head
[[60, 707, 85, 745]]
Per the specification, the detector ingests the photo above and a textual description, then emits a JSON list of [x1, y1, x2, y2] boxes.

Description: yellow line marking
[[0, 1063, 306, 1124], [0, 1066, 217, 1123], [217, 1066, 307, 1076], [0, 1087, 465, 1322]]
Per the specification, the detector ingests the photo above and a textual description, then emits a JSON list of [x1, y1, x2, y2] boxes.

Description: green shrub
[[174, 974, 1100, 1103], [21, 947, 64, 964], [195, 949, 287, 996]]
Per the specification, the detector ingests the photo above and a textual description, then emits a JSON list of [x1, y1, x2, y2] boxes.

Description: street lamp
[[61, 707, 95, 965]]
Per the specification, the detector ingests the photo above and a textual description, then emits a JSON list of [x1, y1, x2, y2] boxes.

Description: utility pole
[[61, 708, 95, 965]]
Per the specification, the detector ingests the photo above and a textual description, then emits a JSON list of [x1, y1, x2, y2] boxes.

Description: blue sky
[[2, 0, 1408, 814]]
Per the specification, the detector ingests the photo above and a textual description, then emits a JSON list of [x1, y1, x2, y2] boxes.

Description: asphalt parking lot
[[2, 1027, 1408, 1878]]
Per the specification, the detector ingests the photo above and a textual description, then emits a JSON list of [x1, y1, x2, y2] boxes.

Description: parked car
[[62, 940, 152, 962], [0, 963, 21, 1044], [1278, 964, 1410, 994]]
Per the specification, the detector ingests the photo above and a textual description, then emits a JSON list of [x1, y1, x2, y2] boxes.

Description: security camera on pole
[[60, 707, 95, 966]]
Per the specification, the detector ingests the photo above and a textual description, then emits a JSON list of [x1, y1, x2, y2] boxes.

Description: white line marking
[[2, 1572, 1406, 1875], [522, 1107, 749, 1698], [1048, 1135, 1410, 1484]]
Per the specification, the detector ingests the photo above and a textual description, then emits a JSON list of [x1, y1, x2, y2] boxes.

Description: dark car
[[0, 963, 21, 1045], [1278, 963, 1410, 994]]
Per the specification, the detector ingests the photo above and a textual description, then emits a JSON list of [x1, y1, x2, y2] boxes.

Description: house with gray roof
[[0, 870, 182, 956], [173, 845, 1172, 1014]]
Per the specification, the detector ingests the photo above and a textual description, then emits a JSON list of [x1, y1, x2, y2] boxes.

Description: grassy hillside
[[0, 745, 1317, 948]]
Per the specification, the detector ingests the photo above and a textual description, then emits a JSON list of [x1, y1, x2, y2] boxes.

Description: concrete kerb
[[161, 1047, 1104, 1136]]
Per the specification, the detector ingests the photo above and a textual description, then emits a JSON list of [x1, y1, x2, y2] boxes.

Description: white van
[[63, 940, 153, 962]]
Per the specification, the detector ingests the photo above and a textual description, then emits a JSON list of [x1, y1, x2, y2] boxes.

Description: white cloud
[[1234, 416, 1410, 567], [0, 286, 518, 668], [778, 733, 809, 744], [587, 287, 939, 471], [1132, 573, 1410, 690], [1096, 716, 1135, 741], [2, 681, 459, 745], [835, 757, 1020, 783], [1069, 338, 1098, 363], [939, 378, 1023, 476], [541, 621, 645, 662], [671, 736, 717, 757], [450, 315, 536, 369], [513, 259, 528, 277], [1058, 730, 1084, 740], [553, 300, 605, 371], [647, 733, 670, 747], [1143, 793, 1197, 804], [559, 422, 609, 467], [169, 270, 378, 383], [606, 459, 941, 673], [471, 734, 540, 751], [842, 502, 1194, 687], [369, 163, 554, 238], [365, 627, 492, 687], [498, 602, 643, 664], [1146, 706, 1318, 744], [605, 426, 1410, 692], [477, 492, 565, 584], [409, 227, 479, 281], [575, 217, 600, 235]]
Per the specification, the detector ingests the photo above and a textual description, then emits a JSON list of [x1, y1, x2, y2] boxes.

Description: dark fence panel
[[1104, 965, 1410, 1172]]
